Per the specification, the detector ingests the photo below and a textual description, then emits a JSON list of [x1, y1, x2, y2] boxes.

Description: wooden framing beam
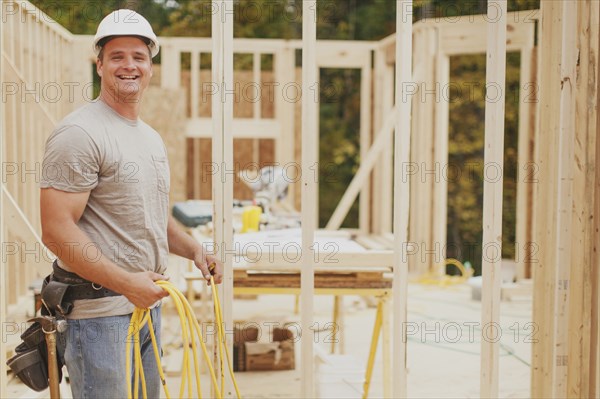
[[25, 8, 33, 83], [436, 11, 538, 56], [594, 37, 600, 394], [407, 27, 435, 275], [190, 51, 200, 119], [359, 59, 372, 233], [515, 33, 535, 280], [186, 118, 281, 139], [274, 46, 296, 207], [393, 1, 412, 397], [567, 1, 599, 396], [531, 2, 600, 396], [480, 1, 507, 397], [593, 4, 600, 393], [192, 138, 201, 198], [86, 35, 375, 55], [1, 3, 6, 395], [300, 1, 317, 396], [532, 3, 561, 397], [253, 52, 261, 120], [552, 2, 577, 396], [372, 45, 394, 234], [432, 50, 449, 277], [211, 1, 234, 396], [325, 111, 395, 230], [161, 42, 181, 89]]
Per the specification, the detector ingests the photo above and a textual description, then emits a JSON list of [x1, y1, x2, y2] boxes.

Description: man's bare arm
[[167, 215, 223, 284], [40, 187, 168, 308]]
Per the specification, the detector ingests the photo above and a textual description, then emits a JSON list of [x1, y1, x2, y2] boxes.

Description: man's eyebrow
[[106, 50, 148, 57], [107, 50, 124, 56]]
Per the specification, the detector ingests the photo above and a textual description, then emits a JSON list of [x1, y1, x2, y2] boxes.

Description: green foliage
[[30, 0, 174, 35], [318, 68, 362, 228], [163, 0, 300, 38]]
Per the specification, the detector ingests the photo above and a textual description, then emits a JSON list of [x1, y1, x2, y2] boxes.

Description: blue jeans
[[58, 306, 162, 399]]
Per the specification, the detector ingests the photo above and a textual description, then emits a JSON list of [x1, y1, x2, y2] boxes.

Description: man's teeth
[[119, 76, 138, 80]]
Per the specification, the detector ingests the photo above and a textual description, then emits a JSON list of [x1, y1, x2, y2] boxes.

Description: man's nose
[[123, 56, 136, 69]]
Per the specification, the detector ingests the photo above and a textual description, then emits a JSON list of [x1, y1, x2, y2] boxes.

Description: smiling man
[[39, 9, 222, 398]]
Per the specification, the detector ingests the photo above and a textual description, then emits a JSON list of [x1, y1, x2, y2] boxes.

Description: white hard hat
[[93, 9, 160, 58]]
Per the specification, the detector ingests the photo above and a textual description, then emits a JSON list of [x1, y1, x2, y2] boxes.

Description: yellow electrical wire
[[416, 258, 474, 287], [209, 273, 241, 399], [126, 278, 241, 399]]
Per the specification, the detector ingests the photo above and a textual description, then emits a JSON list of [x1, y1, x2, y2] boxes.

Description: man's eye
[[112, 56, 122, 60]]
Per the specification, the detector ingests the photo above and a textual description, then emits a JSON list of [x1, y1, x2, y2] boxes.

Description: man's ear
[[96, 58, 103, 78]]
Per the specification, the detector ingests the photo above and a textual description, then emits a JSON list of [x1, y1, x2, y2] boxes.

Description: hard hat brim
[[94, 34, 160, 58]]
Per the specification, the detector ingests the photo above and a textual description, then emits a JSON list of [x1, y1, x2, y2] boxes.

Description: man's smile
[[117, 75, 139, 81]]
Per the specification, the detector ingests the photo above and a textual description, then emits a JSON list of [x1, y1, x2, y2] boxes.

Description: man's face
[[96, 36, 153, 104]]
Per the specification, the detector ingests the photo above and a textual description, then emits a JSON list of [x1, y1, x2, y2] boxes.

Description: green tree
[[30, 0, 173, 35]]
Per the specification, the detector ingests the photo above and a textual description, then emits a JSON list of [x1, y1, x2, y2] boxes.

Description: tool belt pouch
[[6, 322, 63, 392], [41, 275, 73, 316], [7, 261, 118, 391], [40, 261, 121, 317]]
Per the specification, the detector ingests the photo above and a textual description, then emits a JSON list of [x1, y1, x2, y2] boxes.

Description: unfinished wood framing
[[594, 3, 600, 392], [0, 222, 4, 399], [432, 50, 449, 277], [300, 1, 317, 395], [532, 2, 561, 397], [6, 2, 600, 398], [552, 2, 576, 396], [406, 26, 435, 275], [1, 4, 6, 396], [372, 45, 394, 235], [211, 1, 235, 396], [531, 1, 600, 397], [379, 11, 536, 276], [190, 51, 200, 119], [274, 46, 296, 207], [515, 22, 536, 280], [0, 2, 87, 377], [393, 1, 413, 397], [359, 60, 373, 233], [566, 3, 599, 397], [480, 1, 507, 397]]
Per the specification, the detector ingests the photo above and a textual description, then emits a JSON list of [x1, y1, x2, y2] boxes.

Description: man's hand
[[166, 216, 223, 285], [120, 271, 170, 308], [193, 250, 223, 285]]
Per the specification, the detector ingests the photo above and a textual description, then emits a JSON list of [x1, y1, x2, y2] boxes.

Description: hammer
[[29, 315, 66, 399]]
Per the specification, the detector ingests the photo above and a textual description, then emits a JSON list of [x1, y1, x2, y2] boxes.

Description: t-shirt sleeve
[[40, 125, 100, 192]]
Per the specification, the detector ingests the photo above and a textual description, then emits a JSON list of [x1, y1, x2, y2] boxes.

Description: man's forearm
[[167, 216, 204, 260], [42, 221, 133, 294]]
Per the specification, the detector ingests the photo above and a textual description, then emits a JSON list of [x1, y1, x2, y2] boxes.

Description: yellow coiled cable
[[126, 277, 241, 399], [416, 258, 474, 287]]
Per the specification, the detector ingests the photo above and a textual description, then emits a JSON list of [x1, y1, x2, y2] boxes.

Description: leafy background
[[32, 0, 540, 275]]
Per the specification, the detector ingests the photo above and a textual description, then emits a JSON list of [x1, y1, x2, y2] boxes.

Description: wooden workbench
[[186, 227, 394, 397]]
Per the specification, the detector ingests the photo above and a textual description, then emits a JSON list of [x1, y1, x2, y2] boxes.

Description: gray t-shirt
[[40, 99, 170, 319]]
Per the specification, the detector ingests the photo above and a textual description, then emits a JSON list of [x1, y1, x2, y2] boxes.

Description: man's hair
[[96, 35, 153, 62]]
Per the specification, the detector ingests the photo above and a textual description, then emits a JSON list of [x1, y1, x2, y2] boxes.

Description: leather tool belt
[[41, 260, 121, 316], [6, 321, 64, 391]]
